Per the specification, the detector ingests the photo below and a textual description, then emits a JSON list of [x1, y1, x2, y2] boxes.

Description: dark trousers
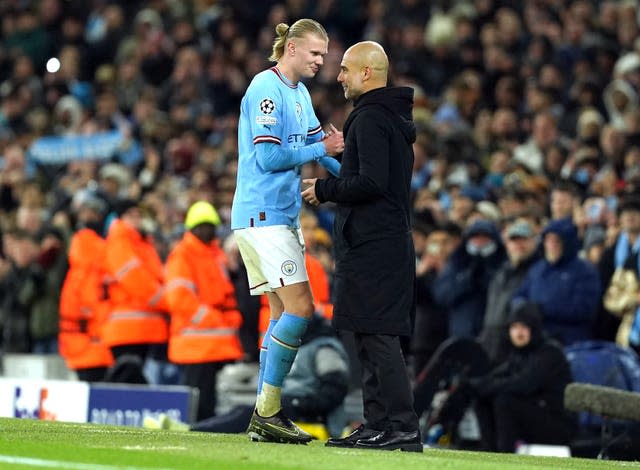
[[76, 367, 108, 383], [182, 362, 227, 421], [106, 344, 150, 384], [354, 332, 418, 432], [477, 393, 576, 452]]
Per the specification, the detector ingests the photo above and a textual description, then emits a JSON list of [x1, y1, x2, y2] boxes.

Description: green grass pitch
[[0, 417, 637, 469]]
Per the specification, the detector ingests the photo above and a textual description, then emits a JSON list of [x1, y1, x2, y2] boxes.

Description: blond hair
[[268, 19, 328, 62]]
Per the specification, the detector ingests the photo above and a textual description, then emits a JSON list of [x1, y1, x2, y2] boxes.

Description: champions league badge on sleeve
[[259, 98, 275, 114], [257, 97, 277, 125], [281, 260, 297, 276]]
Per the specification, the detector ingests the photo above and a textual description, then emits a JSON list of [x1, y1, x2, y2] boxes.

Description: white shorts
[[233, 225, 308, 295]]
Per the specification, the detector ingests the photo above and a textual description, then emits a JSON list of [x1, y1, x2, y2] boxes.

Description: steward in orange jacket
[[165, 201, 244, 420], [102, 200, 169, 383], [59, 195, 113, 381]]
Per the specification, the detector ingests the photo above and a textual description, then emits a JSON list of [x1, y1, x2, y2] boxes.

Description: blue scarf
[[614, 232, 640, 269], [615, 232, 640, 346]]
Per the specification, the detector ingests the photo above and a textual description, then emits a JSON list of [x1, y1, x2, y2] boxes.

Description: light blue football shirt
[[231, 66, 338, 229]]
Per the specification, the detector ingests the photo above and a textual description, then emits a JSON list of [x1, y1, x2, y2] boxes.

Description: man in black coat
[[302, 41, 421, 452], [469, 302, 577, 452], [426, 302, 576, 452]]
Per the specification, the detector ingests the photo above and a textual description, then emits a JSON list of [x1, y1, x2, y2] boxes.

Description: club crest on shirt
[[259, 98, 275, 114], [295, 102, 303, 124], [281, 260, 297, 276]]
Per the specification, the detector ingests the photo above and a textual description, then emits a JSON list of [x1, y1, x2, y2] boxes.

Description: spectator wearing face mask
[[433, 219, 507, 338]]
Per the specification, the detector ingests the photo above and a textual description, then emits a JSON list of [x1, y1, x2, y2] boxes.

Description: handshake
[[321, 123, 344, 156]]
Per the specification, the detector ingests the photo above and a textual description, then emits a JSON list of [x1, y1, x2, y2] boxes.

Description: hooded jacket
[[314, 86, 416, 335], [513, 218, 601, 345], [471, 301, 574, 414], [316, 86, 416, 246]]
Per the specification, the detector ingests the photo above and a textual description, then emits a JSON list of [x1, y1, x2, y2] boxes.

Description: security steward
[[102, 199, 169, 383], [165, 201, 244, 420], [59, 194, 114, 381]]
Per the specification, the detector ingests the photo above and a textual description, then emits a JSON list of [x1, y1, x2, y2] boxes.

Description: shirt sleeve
[[246, 77, 325, 171], [244, 78, 284, 146], [317, 156, 341, 176], [255, 142, 325, 171]]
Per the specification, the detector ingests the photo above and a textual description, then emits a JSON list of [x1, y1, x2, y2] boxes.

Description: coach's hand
[[302, 178, 320, 206], [322, 125, 344, 156]]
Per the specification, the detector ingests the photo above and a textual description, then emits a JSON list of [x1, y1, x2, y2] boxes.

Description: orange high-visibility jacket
[[306, 252, 333, 320], [258, 251, 333, 341], [165, 232, 243, 364], [59, 228, 114, 370], [102, 219, 169, 347]]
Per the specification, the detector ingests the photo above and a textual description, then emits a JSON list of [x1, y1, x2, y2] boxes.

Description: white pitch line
[[0, 455, 175, 470]]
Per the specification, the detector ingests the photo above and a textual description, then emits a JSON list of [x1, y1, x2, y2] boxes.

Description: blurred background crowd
[[3, 0, 640, 445]]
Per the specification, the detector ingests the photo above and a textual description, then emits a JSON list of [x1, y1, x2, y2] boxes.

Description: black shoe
[[354, 430, 423, 452], [246, 409, 313, 444], [325, 424, 382, 448]]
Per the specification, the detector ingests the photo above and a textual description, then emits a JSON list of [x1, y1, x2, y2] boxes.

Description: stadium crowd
[[3, 0, 640, 454]]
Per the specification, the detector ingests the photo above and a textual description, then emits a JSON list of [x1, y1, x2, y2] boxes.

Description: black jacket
[[315, 86, 416, 335], [471, 304, 573, 413]]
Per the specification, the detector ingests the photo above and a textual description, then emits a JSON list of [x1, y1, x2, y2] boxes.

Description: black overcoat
[[315, 86, 416, 335]]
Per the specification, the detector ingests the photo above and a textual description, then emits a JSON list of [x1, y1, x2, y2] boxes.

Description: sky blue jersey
[[232, 66, 338, 230]]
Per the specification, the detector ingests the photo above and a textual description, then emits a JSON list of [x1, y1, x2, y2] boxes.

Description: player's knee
[[298, 301, 316, 319], [284, 301, 314, 319]]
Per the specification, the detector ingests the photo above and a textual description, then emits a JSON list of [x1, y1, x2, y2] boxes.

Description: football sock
[[257, 312, 308, 416], [257, 319, 278, 394]]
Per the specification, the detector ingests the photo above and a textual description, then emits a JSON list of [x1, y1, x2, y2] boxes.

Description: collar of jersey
[[271, 66, 298, 89]]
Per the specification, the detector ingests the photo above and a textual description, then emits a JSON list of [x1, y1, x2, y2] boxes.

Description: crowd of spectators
[[3, 0, 640, 401]]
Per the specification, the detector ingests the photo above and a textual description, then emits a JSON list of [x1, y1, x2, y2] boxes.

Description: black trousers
[[182, 362, 228, 421], [76, 367, 108, 383], [477, 393, 577, 452], [107, 344, 150, 384], [354, 332, 418, 432]]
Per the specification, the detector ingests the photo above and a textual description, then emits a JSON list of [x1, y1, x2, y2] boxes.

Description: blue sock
[[257, 319, 278, 394], [263, 313, 309, 388]]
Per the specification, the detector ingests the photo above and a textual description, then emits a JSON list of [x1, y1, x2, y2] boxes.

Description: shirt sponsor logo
[[256, 116, 277, 125]]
